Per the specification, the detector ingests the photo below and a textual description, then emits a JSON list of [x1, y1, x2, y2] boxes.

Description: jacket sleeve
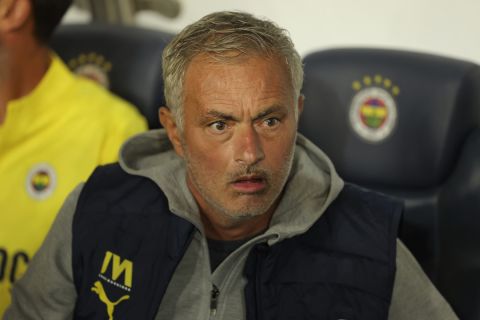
[[388, 239, 458, 320], [3, 184, 83, 320]]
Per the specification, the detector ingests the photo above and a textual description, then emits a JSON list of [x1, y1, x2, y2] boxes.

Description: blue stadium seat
[[50, 23, 173, 128], [299, 48, 480, 320]]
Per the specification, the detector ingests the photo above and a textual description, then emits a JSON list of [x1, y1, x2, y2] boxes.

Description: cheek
[[266, 130, 296, 160], [261, 144, 291, 175], [188, 139, 233, 173]]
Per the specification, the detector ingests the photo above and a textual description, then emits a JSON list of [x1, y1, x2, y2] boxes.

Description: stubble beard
[[182, 142, 296, 222]]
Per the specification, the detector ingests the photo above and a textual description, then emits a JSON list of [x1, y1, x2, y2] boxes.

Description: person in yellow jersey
[[0, 0, 147, 314]]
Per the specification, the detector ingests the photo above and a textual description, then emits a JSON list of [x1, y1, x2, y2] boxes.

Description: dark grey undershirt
[[207, 238, 250, 272]]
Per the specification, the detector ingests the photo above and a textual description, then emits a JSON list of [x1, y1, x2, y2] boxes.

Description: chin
[[222, 203, 272, 220]]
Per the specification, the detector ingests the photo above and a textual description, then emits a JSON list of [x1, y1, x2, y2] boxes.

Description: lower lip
[[232, 180, 266, 193]]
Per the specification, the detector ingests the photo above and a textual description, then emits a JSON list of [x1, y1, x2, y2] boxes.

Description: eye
[[209, 121, 227, 133], [264, 118, 280, 127]]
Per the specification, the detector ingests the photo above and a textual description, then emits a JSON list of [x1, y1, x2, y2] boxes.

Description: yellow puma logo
[[91, 281, 130, 320]]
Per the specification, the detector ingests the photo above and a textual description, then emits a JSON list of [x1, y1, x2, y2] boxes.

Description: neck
[[0, 42, 51, 124]]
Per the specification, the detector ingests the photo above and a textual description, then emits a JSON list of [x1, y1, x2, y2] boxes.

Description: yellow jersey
[[0, 55, 147, 314]]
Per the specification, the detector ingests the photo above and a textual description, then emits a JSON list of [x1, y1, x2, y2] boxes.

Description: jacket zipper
[[210, 284, 220, 317], [255, 244, 268, 320]]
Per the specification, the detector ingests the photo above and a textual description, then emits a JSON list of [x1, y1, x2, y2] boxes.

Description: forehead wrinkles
[[185, 54, 293, 107]]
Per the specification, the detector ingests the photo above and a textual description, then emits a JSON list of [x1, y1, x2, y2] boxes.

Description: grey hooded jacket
[[4, 130, 458, 320]]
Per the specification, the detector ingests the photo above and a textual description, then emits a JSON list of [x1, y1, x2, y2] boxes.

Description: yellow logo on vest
[[91, 281, 130, 320], [99, 251, 133, 291]]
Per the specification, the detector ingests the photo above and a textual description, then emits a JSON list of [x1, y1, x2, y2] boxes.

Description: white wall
[[65, 0, 480, 63]]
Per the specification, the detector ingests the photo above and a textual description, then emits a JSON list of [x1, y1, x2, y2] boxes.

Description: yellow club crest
[[349, 74, 400, 143], [26, 163, 57, 200], [68, 52, 112, 88]]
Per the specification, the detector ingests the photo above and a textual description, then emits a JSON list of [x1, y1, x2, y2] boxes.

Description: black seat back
[[300, 48, 480, 319]]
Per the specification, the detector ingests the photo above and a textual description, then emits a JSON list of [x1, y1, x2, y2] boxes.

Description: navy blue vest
[[72, 163, 401, 320]]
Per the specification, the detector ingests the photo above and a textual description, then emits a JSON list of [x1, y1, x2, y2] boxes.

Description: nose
[[234, 125, 265, 166]]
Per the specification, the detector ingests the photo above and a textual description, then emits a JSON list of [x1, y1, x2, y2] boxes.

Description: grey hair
[[162, 11, 304, 129]]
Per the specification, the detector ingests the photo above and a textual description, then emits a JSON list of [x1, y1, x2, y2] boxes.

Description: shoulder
[[339, 183, 401, 207], [333, 183, 403, 223], [49, 55, 147, 130], [71, 77, 145, 125], [78, 163, 160, 207], [317, 183, 403, 263]]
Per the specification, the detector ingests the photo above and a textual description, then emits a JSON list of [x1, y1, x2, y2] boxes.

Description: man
[[5, 11, 457, 319], [0, 0, 146, 314]]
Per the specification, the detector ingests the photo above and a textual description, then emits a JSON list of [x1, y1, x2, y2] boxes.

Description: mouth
[[231, 175, 267, 194]]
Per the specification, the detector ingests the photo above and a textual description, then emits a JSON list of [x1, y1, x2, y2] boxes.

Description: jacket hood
[[119, 129, 344, 243]]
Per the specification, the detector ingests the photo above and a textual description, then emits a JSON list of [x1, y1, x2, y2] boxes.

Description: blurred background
[[63, 0, 480, 63]]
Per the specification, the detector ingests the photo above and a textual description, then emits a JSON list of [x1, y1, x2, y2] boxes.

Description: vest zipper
[[210, 284, 220, 317], [255, 244, 268, 320]]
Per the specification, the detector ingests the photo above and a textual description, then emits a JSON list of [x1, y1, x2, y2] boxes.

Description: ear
[[159, 106, 185, 157], [297, 94, 304, 118], [0, 0, 32, 33]]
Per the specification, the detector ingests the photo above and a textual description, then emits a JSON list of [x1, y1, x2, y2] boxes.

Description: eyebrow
[[204, 110, 237, 122], [204, 105, 286, 122], [252, 105, 286, 121]]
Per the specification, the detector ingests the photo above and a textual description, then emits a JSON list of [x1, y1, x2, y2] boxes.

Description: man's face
[[174, 53, 301, 222]]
